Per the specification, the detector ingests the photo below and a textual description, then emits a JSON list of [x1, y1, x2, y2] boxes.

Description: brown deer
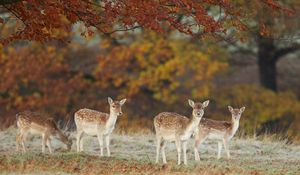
[[194, 106, 245, 161], [154, 99, 209, 165], [74, 97, 126, 156], [16, 111, 72, 153]]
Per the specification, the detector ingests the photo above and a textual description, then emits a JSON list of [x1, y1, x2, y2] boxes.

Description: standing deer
[[16, 111, 72, 153], [154, 99, 209, 165], [194, 106, 245, 161], [74, 97, 126, 156]]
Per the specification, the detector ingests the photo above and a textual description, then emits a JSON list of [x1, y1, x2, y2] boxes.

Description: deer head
[[228, 106, 245, 121], [188, 99, 210, 118], [108, 97, 126, 116]]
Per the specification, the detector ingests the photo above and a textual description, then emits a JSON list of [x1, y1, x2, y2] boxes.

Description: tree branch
[[274, 44, 300, 59], [103, 26, 142, 35], [0, 0, 21, 5], [212, 33, 257, 56], [3, 5, 27, 26]]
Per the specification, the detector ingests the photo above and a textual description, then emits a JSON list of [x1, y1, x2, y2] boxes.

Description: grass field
[[0, 127, 299, 175]]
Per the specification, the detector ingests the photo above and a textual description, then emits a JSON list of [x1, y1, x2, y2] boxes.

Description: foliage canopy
[[0, 0, 294, 43]]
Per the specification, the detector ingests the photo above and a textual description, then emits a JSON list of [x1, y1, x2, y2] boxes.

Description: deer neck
[[106, 111, 118, 129], [230, 117, 240, 136], [56, 130, 68, 145], [185, 115, 201, 135]]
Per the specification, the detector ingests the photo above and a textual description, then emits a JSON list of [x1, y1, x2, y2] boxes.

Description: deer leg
[[46, 137, 53, 154], [105, 135, 111, 157], [155, 136, 162, 163], [42, 133, 47, 153], [223, 138, 230, 159], [76, 130, 84, 152], [97, 134, 104, 156], [79, 136, 84, 152], [194, 134, 207, 162], [182, 141, 187, 165], [16, 130, 21, 151], [217, 141, 223, 159], [175, 138, 182, 165], [161, 140, 167, 164], [20, 130, 29, 153]]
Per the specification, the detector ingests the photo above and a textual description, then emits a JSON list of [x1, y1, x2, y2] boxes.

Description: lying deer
[[194, 106, 245, 161], [74, 97, 126, 156], [16, 111, 72, 153], [154, 99, 209, 165]]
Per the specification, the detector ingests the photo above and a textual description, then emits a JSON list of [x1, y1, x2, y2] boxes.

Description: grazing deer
[[194, 106, 245, 161], [16, 111, 72, 153], [154, 99, 209, 165], [74, 97, 126, 156]]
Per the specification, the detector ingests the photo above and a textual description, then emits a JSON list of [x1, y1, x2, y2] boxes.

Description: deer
[[74, 97, 126, 156], [194, 106, 245, 161], [16, 111, 72, 153], [154, 99, 209, 165]]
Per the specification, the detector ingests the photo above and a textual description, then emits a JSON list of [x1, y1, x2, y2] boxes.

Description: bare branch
[[212, 33, 256, 56], [103, 25, 142, 35], [3, 5, 26, 26], [274, 44, 300, 59]]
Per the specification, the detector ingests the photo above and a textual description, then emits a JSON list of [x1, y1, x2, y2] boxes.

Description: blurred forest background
[[0, 1, 300, 140]]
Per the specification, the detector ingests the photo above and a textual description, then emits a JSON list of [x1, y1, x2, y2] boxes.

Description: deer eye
[[112, 105, 116, 108]]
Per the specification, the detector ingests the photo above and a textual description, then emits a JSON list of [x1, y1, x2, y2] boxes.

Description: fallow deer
[[16, 111, 72, 153], [154, 99, 209, 165], [74, 97, 126, 156], [194, 106, 245, 161]]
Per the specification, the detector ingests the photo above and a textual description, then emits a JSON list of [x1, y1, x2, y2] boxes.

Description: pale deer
[[74, 97, 126, 156], [194, 106, 245, 161], [16, 111, 72, 153], [154, 99, 209, 165]]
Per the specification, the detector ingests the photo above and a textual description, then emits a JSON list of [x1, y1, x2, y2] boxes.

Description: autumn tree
[[0, 0, 295, 91], [255, 1, 299, 92], [219, 1, 300, 91], [101, 32, 227, 102], [0, 0, 293, 44], [0, 44, 89, 124], [94, 31, 227, 116]]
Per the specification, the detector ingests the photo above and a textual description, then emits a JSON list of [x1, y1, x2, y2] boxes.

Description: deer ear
[[108, 97, 113, 105], [188, 99, 195, 108], [228, 106, 233, 112], [120, 98, 127, 105], [240, 107, 245, 113], [202, 100, 210, 108]]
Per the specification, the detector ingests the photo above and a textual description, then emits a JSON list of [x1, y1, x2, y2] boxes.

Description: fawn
[[16, 111, 72, 153], [194, 106, 245, 161], [74, 97, 126, 156], [154, 99, 209, 165]]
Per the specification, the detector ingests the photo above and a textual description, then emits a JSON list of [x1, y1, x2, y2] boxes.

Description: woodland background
[[0, 0, 300, 140]]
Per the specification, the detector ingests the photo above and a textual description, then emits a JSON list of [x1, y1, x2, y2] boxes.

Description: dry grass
[[0, 127, 299, 175]]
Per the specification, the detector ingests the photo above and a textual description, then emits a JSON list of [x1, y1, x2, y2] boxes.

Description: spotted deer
[[74, 97, 126, 156], [16, 111, 72, 153], [194, 106, 245, 161], [154, 99, 209, 165]]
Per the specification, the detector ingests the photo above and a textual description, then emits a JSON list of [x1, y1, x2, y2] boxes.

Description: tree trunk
[[257, 36, 278, 91], [258, 56, 277, 91]]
